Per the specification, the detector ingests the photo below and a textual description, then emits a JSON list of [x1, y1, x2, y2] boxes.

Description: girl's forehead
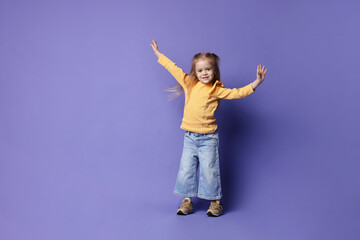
[[195, 59, 212, 68]]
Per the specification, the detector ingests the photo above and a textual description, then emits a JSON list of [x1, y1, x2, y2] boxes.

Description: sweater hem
[[180, 126, 218, 134]]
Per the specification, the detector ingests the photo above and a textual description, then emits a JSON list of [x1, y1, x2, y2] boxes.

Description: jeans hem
[[174, 191, 222, 200], [197, 194, 222, 200], [173, 191, 198, 198]]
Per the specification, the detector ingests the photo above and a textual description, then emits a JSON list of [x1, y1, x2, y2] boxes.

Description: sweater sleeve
[[157, 54, 187, 88], [212, 83, 255, 99]]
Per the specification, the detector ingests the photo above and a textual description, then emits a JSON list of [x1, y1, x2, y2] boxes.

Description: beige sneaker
[[207, 200, 223, 217], [177, 199, 193, 215]]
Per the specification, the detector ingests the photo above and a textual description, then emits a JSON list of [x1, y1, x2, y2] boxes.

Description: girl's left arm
[[213, 64, 268, 99], [213, 83, 255, 99]]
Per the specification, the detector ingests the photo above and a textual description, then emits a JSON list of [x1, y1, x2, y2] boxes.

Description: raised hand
[[256, 64, 268, 83], [150, 39, 162, 58], [251, 64, 268, 90]]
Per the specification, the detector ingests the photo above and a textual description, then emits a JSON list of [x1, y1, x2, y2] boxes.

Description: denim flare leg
[[174, 130, 222, 200]]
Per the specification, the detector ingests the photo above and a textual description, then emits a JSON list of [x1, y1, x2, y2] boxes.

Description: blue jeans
[[174, 130, 222, 200]]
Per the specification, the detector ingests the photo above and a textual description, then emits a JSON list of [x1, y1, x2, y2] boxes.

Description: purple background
[[1, 0, 359, 239]]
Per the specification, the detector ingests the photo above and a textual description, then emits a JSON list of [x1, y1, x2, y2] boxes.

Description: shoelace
[[181, 202, 191, 208], [210, 201, 220, 209]]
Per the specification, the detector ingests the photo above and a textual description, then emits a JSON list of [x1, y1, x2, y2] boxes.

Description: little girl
[[150, 40, 267, 217]]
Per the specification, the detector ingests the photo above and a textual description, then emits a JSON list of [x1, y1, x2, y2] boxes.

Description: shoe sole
[[177, 210, 193, 215], [207, 211, 222, 217]]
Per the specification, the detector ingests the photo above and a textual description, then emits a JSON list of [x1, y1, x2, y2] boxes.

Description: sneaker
[[177, 199, 193, 215], [207, 200, 223, 217]]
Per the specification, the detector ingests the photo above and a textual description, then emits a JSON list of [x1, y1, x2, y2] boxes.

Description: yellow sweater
[[158, 53, 255, 134]]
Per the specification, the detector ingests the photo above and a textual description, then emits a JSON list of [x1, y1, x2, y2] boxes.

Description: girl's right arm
[[150, 40, 187, 88]]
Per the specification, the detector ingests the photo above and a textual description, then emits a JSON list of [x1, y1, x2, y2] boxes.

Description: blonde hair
[[166, 52, 221, 100]]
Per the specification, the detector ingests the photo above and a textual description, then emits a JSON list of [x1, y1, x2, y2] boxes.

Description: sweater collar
[[209, 80, 224, 96]]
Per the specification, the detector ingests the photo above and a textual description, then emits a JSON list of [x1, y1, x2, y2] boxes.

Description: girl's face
[[195, 59, 215, 84]]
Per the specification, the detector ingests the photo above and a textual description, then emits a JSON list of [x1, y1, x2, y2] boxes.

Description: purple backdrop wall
[[1, 0, 359, 239]]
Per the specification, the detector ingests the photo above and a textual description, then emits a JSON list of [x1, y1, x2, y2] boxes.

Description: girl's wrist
[[254, 79, 263, 87], [252, 81, 258, 90]]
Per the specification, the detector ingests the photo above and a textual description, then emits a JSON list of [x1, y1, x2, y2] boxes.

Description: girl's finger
[[262, 65, 265, 71], [264, 69, 268, 74]]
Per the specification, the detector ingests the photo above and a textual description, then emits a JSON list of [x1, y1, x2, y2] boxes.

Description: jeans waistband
[[186, 130, 218, 137]]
